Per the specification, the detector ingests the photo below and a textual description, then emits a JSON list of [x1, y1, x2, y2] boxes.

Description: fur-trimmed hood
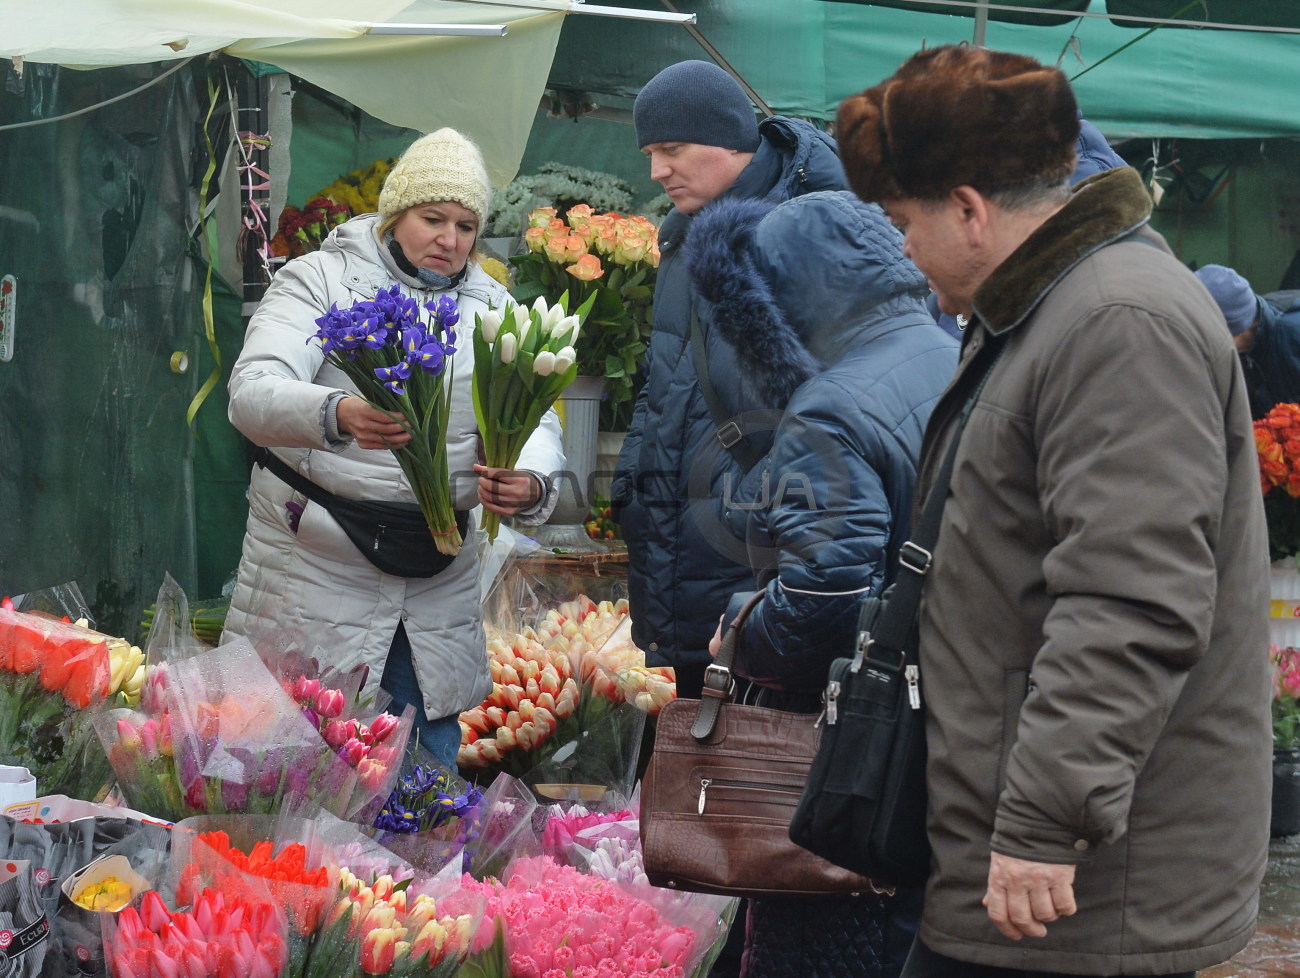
[[686, 191, 932, 412]]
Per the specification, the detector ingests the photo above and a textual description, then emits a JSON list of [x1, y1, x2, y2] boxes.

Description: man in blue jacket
[[1196, 262, 1300, 417], [612, 60, 846, 700]]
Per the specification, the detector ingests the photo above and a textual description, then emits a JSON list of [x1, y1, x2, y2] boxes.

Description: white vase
[[1271, 558, 1300, 649]]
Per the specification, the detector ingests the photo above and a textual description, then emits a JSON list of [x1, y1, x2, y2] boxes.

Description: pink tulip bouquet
[[95, 642, 410, 823]]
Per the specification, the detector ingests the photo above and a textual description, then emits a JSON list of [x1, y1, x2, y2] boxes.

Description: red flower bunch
[[108, 887, 286, 978], [188, 830, 333, 937], [271, 197, 352, 259], [1255, 402, 1300, 560]]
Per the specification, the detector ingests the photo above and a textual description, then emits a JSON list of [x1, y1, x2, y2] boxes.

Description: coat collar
[[973, 166, 1152, 335]]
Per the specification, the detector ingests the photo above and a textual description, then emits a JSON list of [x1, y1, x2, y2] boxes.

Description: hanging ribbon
[[235, 128, 274, 282], [185, 68, 224, 431]]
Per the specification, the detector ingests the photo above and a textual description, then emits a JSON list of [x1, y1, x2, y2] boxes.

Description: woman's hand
[[337, 396, 410, 449], [474, 465, 543, 516]]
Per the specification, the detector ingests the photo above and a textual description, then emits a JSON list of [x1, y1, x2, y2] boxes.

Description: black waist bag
[[254, 447, 467, 578]]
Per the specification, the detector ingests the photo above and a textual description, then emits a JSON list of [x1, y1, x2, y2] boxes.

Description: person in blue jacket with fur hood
[[611, 61, 848, 703], [690, 191, 957, 977]]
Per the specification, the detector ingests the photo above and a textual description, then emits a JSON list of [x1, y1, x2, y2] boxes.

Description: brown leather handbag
[[639, 592, 882, 899]]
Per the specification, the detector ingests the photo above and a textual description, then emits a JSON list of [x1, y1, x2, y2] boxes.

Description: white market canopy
[[0, 0, 694, 185]]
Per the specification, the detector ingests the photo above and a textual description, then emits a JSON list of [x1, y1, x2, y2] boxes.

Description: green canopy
[[546, 0, 1300, 139]]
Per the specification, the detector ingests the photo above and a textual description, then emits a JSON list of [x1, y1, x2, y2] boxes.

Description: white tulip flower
[[552, 314, 581, 341], [553, 345, 577, 373], [532, 295, 564, 331], [511, 302, 532, 333], [479, 309, 504, 344], [533, 351, 556, 376], [498, 332, 517, 364]]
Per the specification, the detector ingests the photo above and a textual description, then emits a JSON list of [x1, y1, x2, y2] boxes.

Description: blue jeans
[[379, 622, 462, 769]]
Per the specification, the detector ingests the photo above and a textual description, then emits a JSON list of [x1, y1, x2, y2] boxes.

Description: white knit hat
[[377, 128, 491, 226]]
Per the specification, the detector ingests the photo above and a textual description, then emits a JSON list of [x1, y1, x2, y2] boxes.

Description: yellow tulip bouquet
[[509, 205, 658, 430]]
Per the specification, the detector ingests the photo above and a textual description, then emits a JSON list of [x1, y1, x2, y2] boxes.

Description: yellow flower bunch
[[314, 157, 394, 216], [73, 875, 135, 912]]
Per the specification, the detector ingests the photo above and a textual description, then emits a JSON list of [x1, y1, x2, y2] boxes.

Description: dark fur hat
[[836, 45, 1080, 202]]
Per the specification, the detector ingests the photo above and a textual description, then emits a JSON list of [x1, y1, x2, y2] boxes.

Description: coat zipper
[[698, 778, 802, 815]]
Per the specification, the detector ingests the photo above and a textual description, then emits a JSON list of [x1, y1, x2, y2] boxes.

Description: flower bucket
[[1273, 747, 1300, 838], [1272, 558, 1300, 649]]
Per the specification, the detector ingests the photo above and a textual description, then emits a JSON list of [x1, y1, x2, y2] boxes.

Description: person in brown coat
[[836, 45, 1272, 977]]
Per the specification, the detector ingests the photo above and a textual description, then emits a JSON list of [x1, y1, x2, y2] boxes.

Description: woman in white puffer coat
[[222, 128, 563, 765]]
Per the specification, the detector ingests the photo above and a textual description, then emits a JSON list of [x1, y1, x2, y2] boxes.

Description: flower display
[[1257, 402, 1300, 562], [312, 284, 462, 554], [97, 643, 408, 823], [271, 158, 394, 259], [457, 629, 581, 776], [455, 855, 715, 978], [107, 886, 288, 978], [303, 868, 478, 977], [371, 764, 485, 837], [510, 205, 659, 430], [0, 597, 145, 797], [1273, 644, 1300, 750], [472, 294, 593, 542], [484, 163, 637, 241]]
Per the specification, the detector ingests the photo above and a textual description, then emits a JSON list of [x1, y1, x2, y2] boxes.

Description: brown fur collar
[[973, 166, 1153, 335]]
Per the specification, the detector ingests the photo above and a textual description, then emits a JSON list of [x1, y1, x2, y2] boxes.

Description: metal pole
[[973, 0, 989, 45]]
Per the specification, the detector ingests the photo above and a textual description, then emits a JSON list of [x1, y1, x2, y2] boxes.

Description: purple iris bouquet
[[312, 284, 463, 554], [368, 763, 486, 873]]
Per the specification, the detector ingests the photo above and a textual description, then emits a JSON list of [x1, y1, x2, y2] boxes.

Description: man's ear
[[949, 185, 991, 247]]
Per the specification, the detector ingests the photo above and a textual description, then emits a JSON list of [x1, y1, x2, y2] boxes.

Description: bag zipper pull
[[698, 778, 712, 815], [905, 664, 921, 709], [820, 679, 840, 727], [374, 522, 386, 553]]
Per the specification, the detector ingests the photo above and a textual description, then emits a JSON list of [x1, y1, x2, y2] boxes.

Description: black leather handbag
[[789, 339, 1003, 887]]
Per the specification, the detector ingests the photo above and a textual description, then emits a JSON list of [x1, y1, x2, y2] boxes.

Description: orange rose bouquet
[[1255, 402, 1300, 562], [509, 205, 658, 430]]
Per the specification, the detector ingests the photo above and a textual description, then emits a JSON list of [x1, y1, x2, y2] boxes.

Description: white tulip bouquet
[[472, 292, 595, 541]]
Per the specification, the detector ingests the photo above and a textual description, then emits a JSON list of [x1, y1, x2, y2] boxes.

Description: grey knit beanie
[[1195, 264, 1260, 335], [634, 61, 761, 151]]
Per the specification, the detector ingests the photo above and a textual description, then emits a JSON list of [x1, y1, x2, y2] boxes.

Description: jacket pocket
[[997, 669, 1032, 794]]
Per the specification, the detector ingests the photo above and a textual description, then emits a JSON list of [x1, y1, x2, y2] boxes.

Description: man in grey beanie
[[612, 63, 847, 700], [614, 61, 867, 978], [1196, 262, 1300, 417]]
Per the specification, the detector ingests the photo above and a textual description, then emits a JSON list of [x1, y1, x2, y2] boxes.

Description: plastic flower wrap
[[510, 204, 659, 429], [454, 854, 728, 978], [367, 757, 487, 874], [457, 625, 580, 778], [1, 809, 171, 978], [104, 883, 289, 978], [472, 292, 594, 542], [302, 865, 481, 977], [312, 284, 463, 555], [460, 589, 665, 796], [1257, 402, 1300, 562], [0, 586, 144, 799], [95, 640, 410, 823]]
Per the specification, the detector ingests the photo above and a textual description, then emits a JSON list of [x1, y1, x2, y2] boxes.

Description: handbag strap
[[865, 337, 1006, 661], [690, 310, 764, 471], [691, 590, 767, 740], [253, 446, 338, 509]]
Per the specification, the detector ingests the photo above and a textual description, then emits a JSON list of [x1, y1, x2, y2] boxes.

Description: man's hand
[[474, 465, 543, 516], [983, 852, 1077, 940], [337, 396, 410, 449]]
